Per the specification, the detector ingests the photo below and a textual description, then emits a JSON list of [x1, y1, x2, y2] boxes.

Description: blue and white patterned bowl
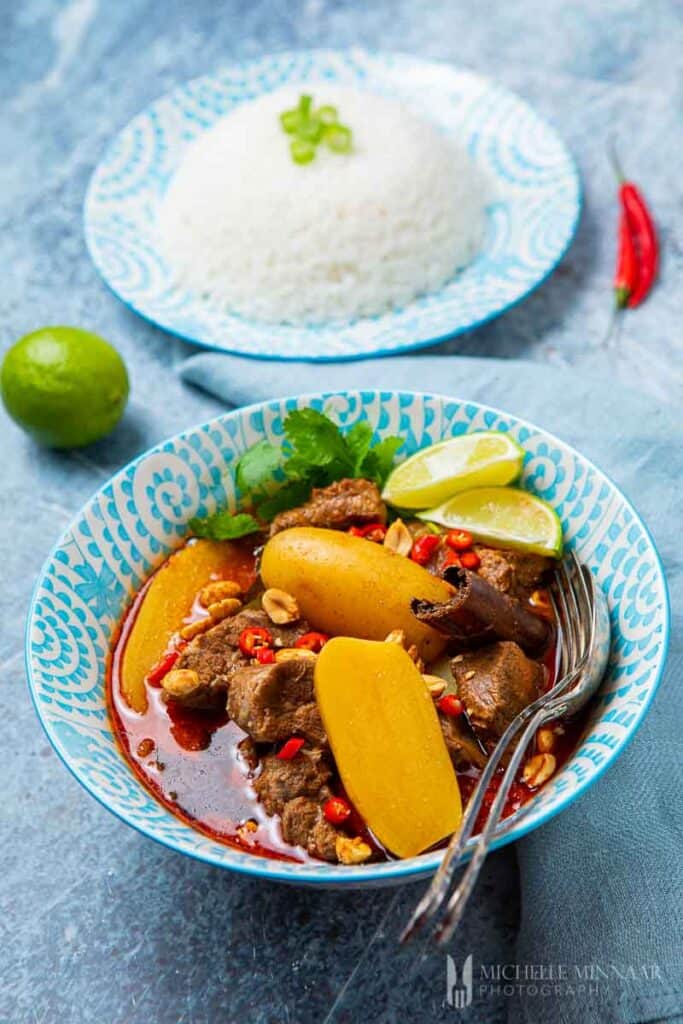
[[84, 49, 581, 361], [26, 392, 669, 887]]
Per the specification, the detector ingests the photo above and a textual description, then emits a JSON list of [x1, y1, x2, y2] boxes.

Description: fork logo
[[447, 954, 473, 1010]]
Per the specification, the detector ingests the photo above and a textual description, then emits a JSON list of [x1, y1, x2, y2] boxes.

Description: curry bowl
[[26, 391, 669, 886]]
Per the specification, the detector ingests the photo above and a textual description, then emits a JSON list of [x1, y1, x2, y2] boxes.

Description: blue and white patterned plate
[[26, 392, 669, 887], [84, 50, 581, 361]]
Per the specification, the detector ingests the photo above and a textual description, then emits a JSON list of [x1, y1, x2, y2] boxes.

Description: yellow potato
[[121, 539, 250, 713], [315, 638, 462, 858], [260, 527, 451, 661]]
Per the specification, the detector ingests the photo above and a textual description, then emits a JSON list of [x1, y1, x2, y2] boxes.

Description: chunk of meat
[[166, 608, 310, 708], [227, 657, 326, 745], [253, 749, 333, 816], [269, 478, 387, 535], [475, 546, 553, 600], [281, 796, 341, 862], [453, 642, 542, 741], [439, 712, 487, 770]]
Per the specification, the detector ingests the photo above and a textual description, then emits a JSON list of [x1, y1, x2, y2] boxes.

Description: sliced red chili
[[254, 646, 276, 664], [437, 694, 465, 717], [410, 533, 441, 565], [323, 796, 352, 825], [238, 626, 273, 657], [445, 529, 473, 552], [348, 522, 387, 542], [294, 631, 329, 653], [276, 737, 306, 760], [147, 649, 180, 686], [459, 550, 481, 571]]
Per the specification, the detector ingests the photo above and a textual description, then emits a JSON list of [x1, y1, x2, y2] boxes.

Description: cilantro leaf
[[360, 436, 403, 486], [255, 479, 313, 520], [192, 409, 404, 534], [188, 511, 261, 540], [345, 421, 374, 475], [235, 440, 282, 494], [283, 408, 354, 473]]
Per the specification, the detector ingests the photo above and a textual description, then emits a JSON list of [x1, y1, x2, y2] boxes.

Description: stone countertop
[[1, 2, 681, 1022]]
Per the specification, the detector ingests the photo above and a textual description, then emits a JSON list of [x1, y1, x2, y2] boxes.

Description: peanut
[[207, 597, 242, 622], [199, 579, 242, 607], [262, 587, 300, 625], [335, 835, 372, 865], [422, 675, 447, 699], [274, 647, 317, 663], [383, 518, 414, 557], [179, 618, 213, 641], [536, 727, 556, 753], [522, 753, 556, 788], [162, 668, 201, 699]]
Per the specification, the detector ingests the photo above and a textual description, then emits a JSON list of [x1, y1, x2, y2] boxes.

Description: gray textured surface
[[1, 1, 681, 1022]]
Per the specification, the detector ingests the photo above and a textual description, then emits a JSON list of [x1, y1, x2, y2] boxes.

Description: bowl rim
[[83, 47, 582, 363], [25, 389, 671, 884]]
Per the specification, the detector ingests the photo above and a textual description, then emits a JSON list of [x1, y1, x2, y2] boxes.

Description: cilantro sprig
[[189, 408, 403, 540]]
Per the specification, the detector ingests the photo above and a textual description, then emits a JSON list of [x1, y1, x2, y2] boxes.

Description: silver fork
[[401, 551, 611, 946]]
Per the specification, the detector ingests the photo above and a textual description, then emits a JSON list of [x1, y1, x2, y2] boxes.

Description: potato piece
[[121, 539, 251, 713], [260, 527, 451, 661], [315, 638, 462, 858]]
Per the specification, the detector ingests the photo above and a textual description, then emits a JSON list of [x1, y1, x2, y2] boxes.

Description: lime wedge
[[382, 432, 524, 510], [420, 487, 563, 558]]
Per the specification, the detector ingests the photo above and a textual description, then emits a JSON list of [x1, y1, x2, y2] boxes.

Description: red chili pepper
[[614, 208, 639, 309], [238, 626, 273, 657], [276, 737, 305, 760], [445, 529, 473, 552], [147, 649, 180, 686], [348, 522, 387, 542], [410, 533, 441, 565], [621, 182, 658, 307], [294, 631, 329, 653], [254, 646, 276, 664], [323, 796, 352, 825], [437, 694, 465, 717], [610, 144, 658, 309], [459, 550, 481, 571]]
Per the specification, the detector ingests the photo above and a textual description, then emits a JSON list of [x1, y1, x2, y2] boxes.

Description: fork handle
[[434, 702, 559, 945], [400, 694, 544, 944]]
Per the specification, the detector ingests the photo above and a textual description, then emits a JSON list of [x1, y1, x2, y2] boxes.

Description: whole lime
[[1, 326, 129, 448]]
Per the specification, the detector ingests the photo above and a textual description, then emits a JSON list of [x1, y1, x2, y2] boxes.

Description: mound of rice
[[158, 86, 485, 325]]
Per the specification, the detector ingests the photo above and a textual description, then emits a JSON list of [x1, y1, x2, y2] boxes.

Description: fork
[[401, 551, 611, 946]]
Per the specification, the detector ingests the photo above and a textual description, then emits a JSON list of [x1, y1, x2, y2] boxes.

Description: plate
[[26, 391, 669, 887], [84, 49, 581, 361]]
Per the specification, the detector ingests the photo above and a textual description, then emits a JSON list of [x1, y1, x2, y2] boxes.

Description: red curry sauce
[[108, 540, 575, 864]]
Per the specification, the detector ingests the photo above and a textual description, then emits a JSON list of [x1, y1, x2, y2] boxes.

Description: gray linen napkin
[[179, 352, 682, 1024]]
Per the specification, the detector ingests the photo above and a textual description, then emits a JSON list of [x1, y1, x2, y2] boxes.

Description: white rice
[[158, 86, 485, 325]]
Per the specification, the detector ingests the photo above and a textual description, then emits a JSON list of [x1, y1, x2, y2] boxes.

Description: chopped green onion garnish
[[298, 94, 313, 119], [280, 95, 353, 163], [324, 123, 353, 153], [291, 138, 315, 164], [280, 109, 300, 134], [298, 116, 324, 144], [317, 105, 338, 126]]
